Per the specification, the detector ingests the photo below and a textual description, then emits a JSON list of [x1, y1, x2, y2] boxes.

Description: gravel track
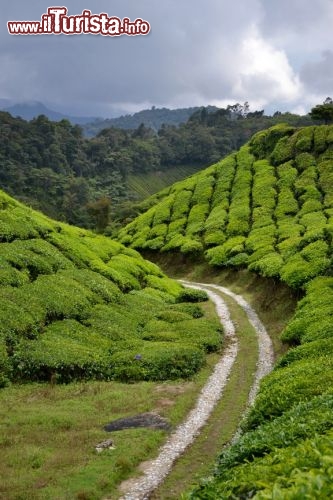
[[117, 282, 274, 500]]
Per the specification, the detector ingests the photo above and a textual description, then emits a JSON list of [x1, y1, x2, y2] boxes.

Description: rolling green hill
[[118, 124, 333, 498], [0, 190, 221, 388]]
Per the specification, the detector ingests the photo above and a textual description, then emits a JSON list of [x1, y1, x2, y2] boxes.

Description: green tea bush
[[280, 241, 330, 288], [191, 429, 333, 499], [156, 310, 193, 323], [294, 166, 317, 195], [226, 203, 250, 236], [145, 275, 183, 298], [204, 206, 228, 232], [216, 393, 333, 470], [180, 238, 204, 255], [147, 223, 168, 239], [58, 269, 121, 304], [275, 188, 299, 218], [276, 161, 298, 188], [244, 355, 333, 430], [295, 152, 316, 171], [0, 206, 52, 242], [142, 236, 165, 250], [252, 160, 276, 210], [204, 231, 226, 247], [281, 277, 333, 344], [186, 204, 210, 236], [314, 125, 328, 154], [165, 217, 187, 240], [251, 208, 274, 230], [170, 190, 192, 221], [206, 236, 246, 266], [152, 196, 174, 225], [277, 338, 333, 367], [249, 124, 294, 159], [294, 126, 313, 153], [270, 134, 296, 165], [248, 252, 283, 278], [0, 262, 29, 287], [161, 234, 188, 252], [176, 288, 208, 303], [13, 320, 112, 383], [246, 225, 276, 252], [211, 155, 236, 208], [277, 219, 304, 241], [168, 303, 204, 318], [191, 175, 215, 205], [27, 273, 96, 321], [110, 343, 205, 381], [318, 160, 333, 208]]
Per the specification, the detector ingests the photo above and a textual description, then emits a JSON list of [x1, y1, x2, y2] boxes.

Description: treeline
[[83, 105, 218, 136], [0, 105, 313, 229]]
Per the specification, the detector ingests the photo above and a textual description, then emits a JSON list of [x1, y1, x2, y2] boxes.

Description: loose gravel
[[117, 281, 274, 500]]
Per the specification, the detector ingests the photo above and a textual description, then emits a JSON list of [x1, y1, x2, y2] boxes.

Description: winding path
[[117, 282, 274, 500]]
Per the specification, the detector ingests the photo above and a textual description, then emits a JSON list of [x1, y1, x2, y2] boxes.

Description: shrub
[[206, 236, 246, 266], [170, 190, 192, 221], [244, 356, 333, 430], [191, 175, 215, 205], [270, 135, 295, 165], [295, 152, 316, 171], [281, 277, 333, 343], [176, 288, 208, 303], [110, 343, 205, 381], [294, 127, 313, 153], [180, 239, 203, 255], [186, 204, 210, 236], [13, 320, 112, 383]]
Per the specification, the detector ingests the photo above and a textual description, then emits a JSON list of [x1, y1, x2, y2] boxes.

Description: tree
[[309, 97, 333, 124], [86, 196, 111, 232]]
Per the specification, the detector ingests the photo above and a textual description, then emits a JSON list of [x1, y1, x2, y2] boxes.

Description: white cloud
[[232, 29, 302, 107]]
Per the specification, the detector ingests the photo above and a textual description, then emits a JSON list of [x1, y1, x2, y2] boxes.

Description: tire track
[[116, 282, 274, 500]]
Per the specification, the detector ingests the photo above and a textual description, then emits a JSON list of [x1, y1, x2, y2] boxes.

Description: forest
[[0, 104, 313, 230]]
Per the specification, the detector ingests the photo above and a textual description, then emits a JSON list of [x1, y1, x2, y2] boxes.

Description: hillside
[[82, 106, 218, 136], [2, 100, 97, 125], [118, 124, 333, 498], [0, 108, 314, 231], [0, 190, 222, 388]]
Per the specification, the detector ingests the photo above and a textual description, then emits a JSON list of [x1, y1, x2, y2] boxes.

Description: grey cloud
[[0, 0, 332, 116], [300, 51, 333, 95]]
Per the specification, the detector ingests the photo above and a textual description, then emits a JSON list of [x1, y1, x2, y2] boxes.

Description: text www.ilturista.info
[[7, 7, 151, 36]]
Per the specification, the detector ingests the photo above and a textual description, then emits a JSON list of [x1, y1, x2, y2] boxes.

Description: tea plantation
[[118, 124, 333, 498], [0, 190, 222, 387]]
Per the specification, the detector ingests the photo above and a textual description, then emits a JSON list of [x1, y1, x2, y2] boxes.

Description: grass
[[127, 165, 203, 200], [0, 343, 225, 500]]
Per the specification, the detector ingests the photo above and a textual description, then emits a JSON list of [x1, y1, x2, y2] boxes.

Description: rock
[[95, 438, 115, 453], [104, 412, 171, 432]]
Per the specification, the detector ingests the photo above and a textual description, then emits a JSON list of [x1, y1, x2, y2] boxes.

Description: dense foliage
[[0, 108, 313, 230], [0, 190, 222, 387], [118, 124, 333, 498], [82, 105, 218, 136]]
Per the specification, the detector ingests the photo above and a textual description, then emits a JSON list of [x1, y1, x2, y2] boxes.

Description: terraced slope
[[118, 124, 333, 498], [0, 190, 221, 387]]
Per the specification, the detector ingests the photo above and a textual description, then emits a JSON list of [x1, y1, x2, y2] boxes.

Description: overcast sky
[[1, 0, 333, 117]]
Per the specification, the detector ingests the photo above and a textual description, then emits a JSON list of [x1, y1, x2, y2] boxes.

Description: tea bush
[[0, 189, 222, 384]]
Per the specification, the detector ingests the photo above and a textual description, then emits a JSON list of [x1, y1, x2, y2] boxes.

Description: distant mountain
[[1, 101, 98, 125], [83, 105, 219, 136]]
